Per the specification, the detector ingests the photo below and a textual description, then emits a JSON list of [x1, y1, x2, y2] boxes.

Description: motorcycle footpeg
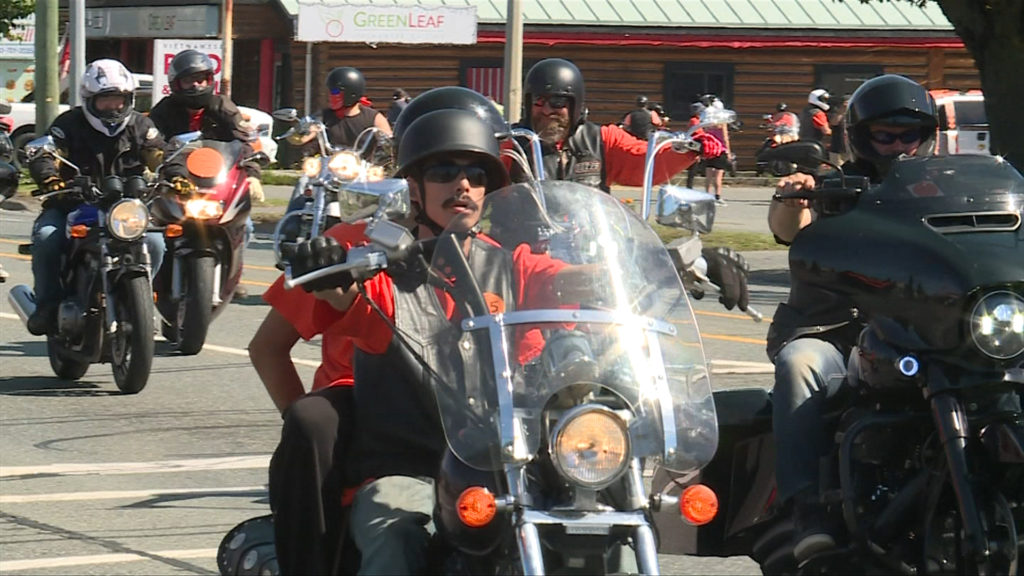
[[18, 243, 32, 255]]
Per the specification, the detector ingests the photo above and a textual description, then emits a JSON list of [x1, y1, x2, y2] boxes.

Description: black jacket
[[29, 108, 164, 210], [149, 94, 260, 177]]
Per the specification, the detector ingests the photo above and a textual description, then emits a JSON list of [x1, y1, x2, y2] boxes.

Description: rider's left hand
[[702, 246, 750, 311], [691, 132, 724, 160], [290, 236, 355, 293]]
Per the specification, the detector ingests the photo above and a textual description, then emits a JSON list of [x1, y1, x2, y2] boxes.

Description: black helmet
[[777, 102, 788, 112], [392, 86, 507, 158], [396, 108, 509, 193], [845, 74, 938, 176], [325, 67, 366, 107], [623, 109, 653, 140], [168, 49, 216, 109], [635, 94, 649, 108], [523, 58, 586, 130]]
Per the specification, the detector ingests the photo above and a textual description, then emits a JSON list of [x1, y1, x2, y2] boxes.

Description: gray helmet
[[396, 108, 509, 193]]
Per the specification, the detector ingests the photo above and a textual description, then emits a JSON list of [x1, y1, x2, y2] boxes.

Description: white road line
[[0, 455, 271, 478], [0, 312, 319, 368], [0, 485, 266, 504], [0, 548, 217, 572]]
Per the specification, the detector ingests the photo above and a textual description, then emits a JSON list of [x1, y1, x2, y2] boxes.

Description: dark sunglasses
[[422, 164, 489, 187], [869, 129, 921, 145], [533, 95, 570, 109]]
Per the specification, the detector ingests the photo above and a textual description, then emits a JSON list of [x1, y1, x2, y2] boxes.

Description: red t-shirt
[[812, 109, 830, 131], [262, 221, 368, 391], [310, 237, 568, 366]]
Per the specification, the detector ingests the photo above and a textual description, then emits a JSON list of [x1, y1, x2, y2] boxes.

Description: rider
[[148, 49, 263, 298], [287, 106, 587, 574], [291, 66, 392, 154], [799, 88, 833, 145], [513, 58, 721, 192], [770, 102, 800, 142], [26, 59, 166, 336], [767, 74, 940, 562]]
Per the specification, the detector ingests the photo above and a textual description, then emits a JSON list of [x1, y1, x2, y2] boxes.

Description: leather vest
[[350, 236, 517, 480], [799, 106, 827, 143], [516, 121, 608, 192]]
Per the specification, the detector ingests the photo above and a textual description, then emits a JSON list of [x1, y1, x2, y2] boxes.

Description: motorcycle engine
[[57, 299, 87, 340]]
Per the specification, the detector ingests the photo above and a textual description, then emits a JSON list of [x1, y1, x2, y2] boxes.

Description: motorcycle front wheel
[[46, 337, 90, 380], [110, 275, 154, 394], [176, 254, 214, 356]]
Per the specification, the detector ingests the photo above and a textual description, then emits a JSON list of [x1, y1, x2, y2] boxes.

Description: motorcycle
[[0, 101, 14, 165], [7, 136, 156, 394], [656, 141, 1024, 574], [269, 108, 391, 267], [148, 132, 266, 355], [754, 112, 801, 177]]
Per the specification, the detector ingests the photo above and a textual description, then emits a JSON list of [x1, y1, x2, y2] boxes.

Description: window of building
[[814, 65, 884, 100], [664, 62, 734, 120], [461, 60, 505, 104]]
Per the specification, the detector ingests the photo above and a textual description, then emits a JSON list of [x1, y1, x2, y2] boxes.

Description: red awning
[[477, 30, 963, 49]]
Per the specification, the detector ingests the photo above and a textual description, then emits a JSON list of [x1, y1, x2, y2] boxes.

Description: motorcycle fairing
[[428, 181, 718, 475]]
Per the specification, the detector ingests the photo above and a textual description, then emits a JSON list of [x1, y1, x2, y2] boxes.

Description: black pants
[[269, 386, 354, 575]]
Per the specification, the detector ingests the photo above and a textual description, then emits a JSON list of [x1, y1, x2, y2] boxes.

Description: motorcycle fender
[[434, 449, 510, 556], [651, 388, 777, 557]]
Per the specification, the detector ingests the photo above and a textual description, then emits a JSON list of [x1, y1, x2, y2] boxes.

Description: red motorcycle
[[149, 134, 265, 355]]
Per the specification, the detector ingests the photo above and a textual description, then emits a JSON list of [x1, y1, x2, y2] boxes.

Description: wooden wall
[[286, 39, 981, 170]]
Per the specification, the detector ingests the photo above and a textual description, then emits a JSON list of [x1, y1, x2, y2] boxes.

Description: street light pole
[[221, 0, 233, 97], [503, 0, 523, 124]]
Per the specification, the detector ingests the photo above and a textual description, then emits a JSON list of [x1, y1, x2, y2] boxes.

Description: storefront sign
[[297, 2, 476, 44], [152, 39, 224, 106], [86, 6, 221, 38]]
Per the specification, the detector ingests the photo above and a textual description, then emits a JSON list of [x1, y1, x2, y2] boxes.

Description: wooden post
[[221, 0, 234, 97]]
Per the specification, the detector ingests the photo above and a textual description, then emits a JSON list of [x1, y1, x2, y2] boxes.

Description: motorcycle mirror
[[24, 135, 57, 160], [247, 151, 271, 168], [655, 185, 717, 234], [695, 108, 737, 130], [0, 102, 11, 115], [756, 141, 833, 175], [337, 178, 410, 223], [272, 108, 299, 123]]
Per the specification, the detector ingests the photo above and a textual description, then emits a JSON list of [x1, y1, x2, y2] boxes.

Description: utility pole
[[35, 0, 59, 133], [503, 0, 523, 124], [221, 0, 233, 97], [69, 0, 86, 106]]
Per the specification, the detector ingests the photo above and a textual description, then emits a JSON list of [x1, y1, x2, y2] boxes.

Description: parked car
[[6, 73, 276, 167], [930, 89, 989, 155]]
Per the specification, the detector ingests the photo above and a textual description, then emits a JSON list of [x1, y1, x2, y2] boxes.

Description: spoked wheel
[[110, 275, 154, 394], [46, 336, 90, 380], [176, 255, 214, 356]]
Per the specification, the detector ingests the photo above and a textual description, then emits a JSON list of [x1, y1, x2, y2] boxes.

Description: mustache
[[441, 195, 478, 210]]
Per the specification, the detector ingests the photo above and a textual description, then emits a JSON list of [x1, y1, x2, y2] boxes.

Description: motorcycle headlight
[[107, 199, 150, 241], [184, 198, 224, 220], [971, 290, 1024, 360], [302, 156, 322, 178], [328, 151, 362, 180], [551, 405, 630, 489]]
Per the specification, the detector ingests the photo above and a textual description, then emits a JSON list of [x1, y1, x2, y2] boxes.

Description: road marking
[[0, 485, 266, 504], [695, 309, 772, 323], [701, 333, 766, 345], [0, 548, 217, 572], [0, 250, 30, 261], [0, 455, 271, 478], [246, 263, 281, 272]]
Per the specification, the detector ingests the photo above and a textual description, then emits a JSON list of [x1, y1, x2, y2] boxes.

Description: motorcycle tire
[[176, 255, 214, 356], [110, 275, 155, 394], [46, 336, 90, 380]]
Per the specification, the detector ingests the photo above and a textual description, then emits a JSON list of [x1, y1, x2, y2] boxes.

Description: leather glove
[[168, 175, 197, 195], [246, 176, 264, 203], [290, 236, 355, 293], [41, 175, 67, 194], [702, 246, 750, 311], [691, 132, 724, 160]]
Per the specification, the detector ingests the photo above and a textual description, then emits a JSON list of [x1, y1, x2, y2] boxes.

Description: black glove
[[40, 175, 67, 195], [702, 246, 750, 311], [167, 175, 197, 195], [289, 236, 355, 293]]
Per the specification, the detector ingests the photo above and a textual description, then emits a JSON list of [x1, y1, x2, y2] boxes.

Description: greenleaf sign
[[297, 3, 477, 44]]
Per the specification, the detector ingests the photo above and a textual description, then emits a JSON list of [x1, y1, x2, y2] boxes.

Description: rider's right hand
[[773, 172, 815, 209], [290, 236, 355, 293], [168, 175, 197, 195], [40, 175, 67, 195]]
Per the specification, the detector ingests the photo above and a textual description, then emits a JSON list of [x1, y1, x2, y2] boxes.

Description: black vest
[[322, 106, 379, 149], [799, 106, 827, 143], [350, 236, 517, 481], [515, 121, 608, 192]]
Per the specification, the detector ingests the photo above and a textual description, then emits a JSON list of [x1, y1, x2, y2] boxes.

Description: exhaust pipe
[[7, 284, 36, 326]]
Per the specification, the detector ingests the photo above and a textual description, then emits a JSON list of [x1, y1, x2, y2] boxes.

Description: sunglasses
[[422, 163, 489, 187], [533, 95, 570, 110], [869, 129, 921, 145]]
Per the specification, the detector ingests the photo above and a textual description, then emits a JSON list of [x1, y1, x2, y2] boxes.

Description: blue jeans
[[771, 337, 847, 503], [32, 206, 165, 307], [349, 475, 434, 575]]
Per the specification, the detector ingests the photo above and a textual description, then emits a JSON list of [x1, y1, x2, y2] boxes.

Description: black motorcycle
[[7, 136, 156, 394], [656, 142, 1024, 574]]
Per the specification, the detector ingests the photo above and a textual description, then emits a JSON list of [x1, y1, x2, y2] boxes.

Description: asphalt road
[[0, 184, 784, 575]]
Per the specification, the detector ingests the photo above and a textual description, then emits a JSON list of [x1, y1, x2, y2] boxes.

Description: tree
[[0, 0, 34, 40], [858, 0, 1024, 171]]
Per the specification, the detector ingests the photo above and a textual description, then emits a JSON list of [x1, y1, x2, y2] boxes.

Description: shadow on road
[[0, 376, 118, 396]]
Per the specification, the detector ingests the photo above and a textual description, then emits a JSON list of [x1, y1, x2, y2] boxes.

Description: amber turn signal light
[[164, 224, 184, 238], [69, 224, 89, 238], [679, 484, 718, 526], [456, 486, 497, 528]]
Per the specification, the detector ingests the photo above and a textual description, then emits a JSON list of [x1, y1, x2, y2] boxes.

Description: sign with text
[[151, 39, 224, 107], [86, 6, 220, 38], [297, 2, 476, 44]]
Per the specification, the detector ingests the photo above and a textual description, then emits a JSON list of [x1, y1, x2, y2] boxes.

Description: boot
[[27, 303, 58, 336], [233, 284, 249, 300]]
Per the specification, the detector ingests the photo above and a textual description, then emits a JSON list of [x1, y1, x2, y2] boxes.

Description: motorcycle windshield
[[427, 181, 717, 474], [178, 139, 246, 188]]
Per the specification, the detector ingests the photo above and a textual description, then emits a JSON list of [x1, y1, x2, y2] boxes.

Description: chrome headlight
[[302, 156, 322, 178], [107, 199, 150, 241], [971, 290, 1024, 360], [328, 151, 362, 180], [551, 405, 630, 489], [184, 198, 224, 220]]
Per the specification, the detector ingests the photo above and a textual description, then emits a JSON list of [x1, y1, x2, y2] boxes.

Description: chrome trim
[[924, 211, 1021, 234]]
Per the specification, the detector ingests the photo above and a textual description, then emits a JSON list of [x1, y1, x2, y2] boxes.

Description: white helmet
[[808, 88, 831, 111], [81, 59, 136, 136]]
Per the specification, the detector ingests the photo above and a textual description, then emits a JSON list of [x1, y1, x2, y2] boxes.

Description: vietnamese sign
[[151, 39, 224, 107], [297, 2, 477, 44], [86, 6, 221, 38]]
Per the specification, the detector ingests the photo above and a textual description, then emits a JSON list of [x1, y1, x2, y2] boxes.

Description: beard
[[536, 116, 571, 145]]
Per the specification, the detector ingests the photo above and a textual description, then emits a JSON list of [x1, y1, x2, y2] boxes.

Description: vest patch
[[483, 292, 506, 314], [574, 160, 601, 175]]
